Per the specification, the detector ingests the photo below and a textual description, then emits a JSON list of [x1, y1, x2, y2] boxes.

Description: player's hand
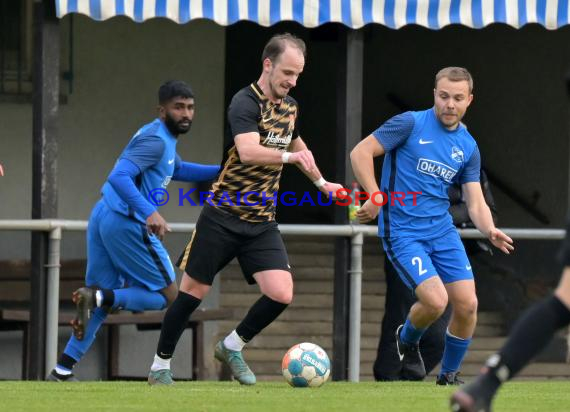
[[146, 211, 171, 240], [489, 228, 514, 254], [0, 164, 4, 176], [320, 182, 343, 200], [356, 198, 380, 224], [289, 150, 316, 173]]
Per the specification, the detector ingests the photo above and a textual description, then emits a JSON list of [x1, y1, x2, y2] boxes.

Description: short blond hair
[[262, 33, 306, 64], [435, 67, 473, 93]]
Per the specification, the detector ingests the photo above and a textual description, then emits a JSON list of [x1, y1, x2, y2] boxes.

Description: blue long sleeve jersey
[[101, 118, 220, 223], [372, 108, 481, 240]]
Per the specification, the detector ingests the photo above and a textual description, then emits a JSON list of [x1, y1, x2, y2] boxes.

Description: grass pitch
[[2, 381, 570, 411]]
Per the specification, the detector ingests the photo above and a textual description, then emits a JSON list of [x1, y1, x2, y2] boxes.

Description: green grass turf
[[2, 381, 570, 411]]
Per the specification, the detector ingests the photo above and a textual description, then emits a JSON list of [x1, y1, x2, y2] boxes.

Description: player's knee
[[424, 295, 448, 317], [266, 288, 293, 304], [258, 272, 293, 304], [179, 277, 211, 299], [263, 282, 293, 304], [456, 297, 478, 319], [433, 298, 448, 317], [468, 297, 478, 316], [419, 302, 445, 320]]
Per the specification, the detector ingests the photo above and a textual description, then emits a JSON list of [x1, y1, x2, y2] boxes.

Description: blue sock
[[61, 307, 108, 363], [400, 318, 426, 345], [440, 331, 472, 375], [112, 286, 167, 312]]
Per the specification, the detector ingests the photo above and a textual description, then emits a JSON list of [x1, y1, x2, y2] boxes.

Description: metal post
[[348, 231, 363, 382], [45, 226, 62, 373], [30, 0, 60, 380], [333, 27, 364, 381], [332, 237, 349, 380]]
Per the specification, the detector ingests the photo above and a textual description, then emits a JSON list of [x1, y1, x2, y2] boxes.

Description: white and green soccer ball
[[281, 342, 331, 388]]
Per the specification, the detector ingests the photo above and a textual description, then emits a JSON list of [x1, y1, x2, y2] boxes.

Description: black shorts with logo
[[177, 205, 291, 285]]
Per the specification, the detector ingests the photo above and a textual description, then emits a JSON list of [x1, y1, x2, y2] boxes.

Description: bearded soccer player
[[47, 81, 219, 381]]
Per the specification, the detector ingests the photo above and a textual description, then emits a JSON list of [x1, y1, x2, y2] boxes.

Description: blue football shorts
[[85, 200, 175, 291], [381, 228, 473, 291]]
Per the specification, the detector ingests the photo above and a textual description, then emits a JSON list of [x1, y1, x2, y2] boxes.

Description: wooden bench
[[0, 307, 232, 380], [0, 260, 232, 380], [0, 260, 85, 308]]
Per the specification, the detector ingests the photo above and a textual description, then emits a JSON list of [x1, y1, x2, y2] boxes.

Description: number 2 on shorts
[[411, 256, 427, 276]]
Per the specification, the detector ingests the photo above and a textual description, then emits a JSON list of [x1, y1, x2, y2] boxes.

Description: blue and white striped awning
[[56, 0, 570, 30]]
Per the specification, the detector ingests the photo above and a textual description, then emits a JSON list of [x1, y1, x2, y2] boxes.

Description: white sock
[[55, 366, 72, 376], [95, 290, 103, 307], [151, 354, 171, 371], [223, 330, 247, 351]]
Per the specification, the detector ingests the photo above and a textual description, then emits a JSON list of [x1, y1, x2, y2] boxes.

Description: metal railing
[[0, 219, 565, 381]]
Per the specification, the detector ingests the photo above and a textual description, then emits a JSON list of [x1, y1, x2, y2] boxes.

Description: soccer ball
[[281, 342, 331, 387]]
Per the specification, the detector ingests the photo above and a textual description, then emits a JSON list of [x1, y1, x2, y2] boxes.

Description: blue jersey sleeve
[[173, 161, 220, 182], [459, 146, 481, 184], [121, 135, 165, 172], [107, 158, 157, 219], [174, 153, 182, 170], [372, 112, 415, 152]]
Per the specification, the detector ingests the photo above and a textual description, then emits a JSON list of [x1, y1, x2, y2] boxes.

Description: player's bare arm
[[234, 131, 321, 175], [462, 181, 514, 254], [350, 135, 386, 223], [234, 132, 284, 165]]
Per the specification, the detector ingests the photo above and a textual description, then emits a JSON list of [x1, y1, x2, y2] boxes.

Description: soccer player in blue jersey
[[350, 67, 514, 385], [46, 80, 220, 381]]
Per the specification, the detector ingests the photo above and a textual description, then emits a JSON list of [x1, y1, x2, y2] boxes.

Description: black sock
[[235, 295, 289, 342], [486, 295, 570, 383], [156, 292, 201, 359], [57, 353, 77, 370], [100, 289, 114, 307]]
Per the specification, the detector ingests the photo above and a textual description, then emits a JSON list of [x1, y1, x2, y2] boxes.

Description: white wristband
[[313, 177, 327, 188], [281, 152, 292, 164]]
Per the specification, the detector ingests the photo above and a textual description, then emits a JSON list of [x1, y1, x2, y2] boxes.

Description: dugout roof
[[55, 0, 570, 29]]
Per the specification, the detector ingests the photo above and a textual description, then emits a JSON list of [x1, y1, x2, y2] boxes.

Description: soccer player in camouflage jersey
[[148, 33, 343, 386]]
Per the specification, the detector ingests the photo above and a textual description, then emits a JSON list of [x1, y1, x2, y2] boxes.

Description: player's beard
[[442, 113, 460, 129], [164, 113, 192, 136], [436, 108, 460, 129]]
